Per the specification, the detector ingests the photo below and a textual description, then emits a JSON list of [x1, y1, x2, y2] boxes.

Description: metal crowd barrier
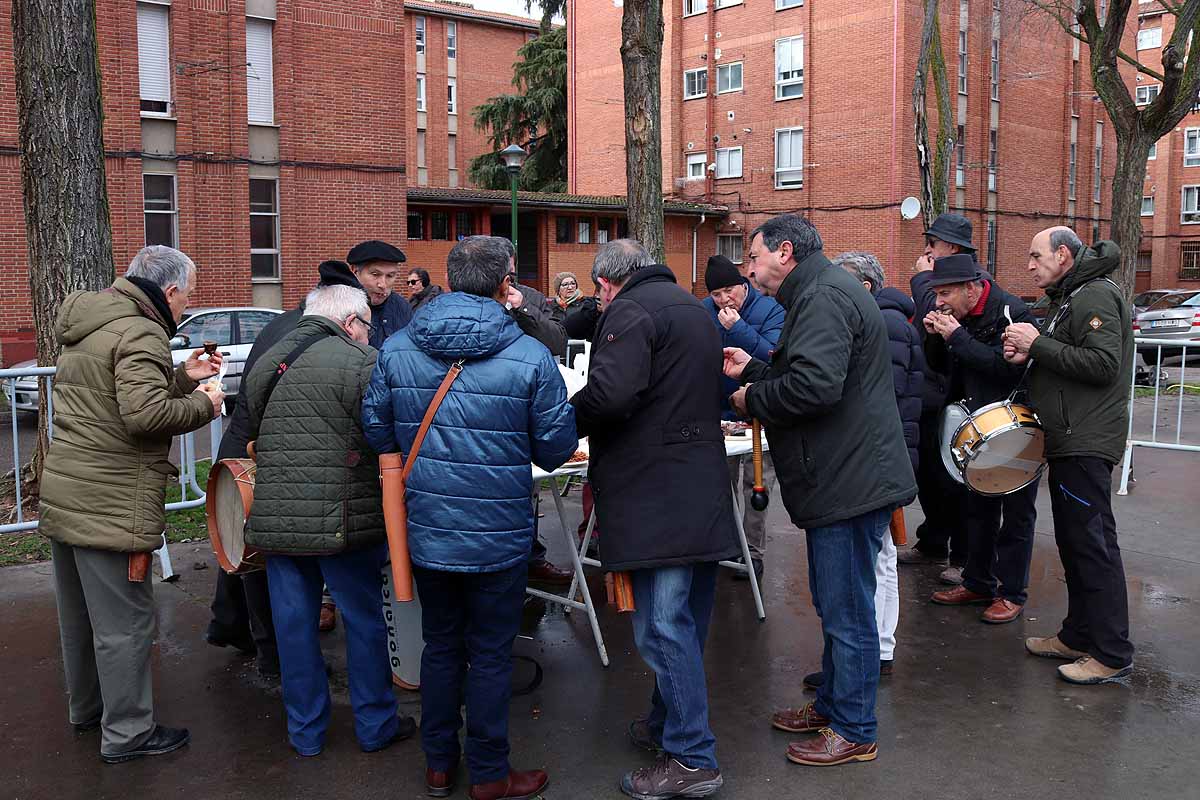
[[3, 362, 233, 578], [1117, 337, 1199, 495]]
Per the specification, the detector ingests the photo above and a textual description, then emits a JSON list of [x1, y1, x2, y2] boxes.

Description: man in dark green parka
[[1003, 227, 1134, 686], [242, 282, 415, 757]]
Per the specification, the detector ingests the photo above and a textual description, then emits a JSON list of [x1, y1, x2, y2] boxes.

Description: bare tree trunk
[[12, 0, 115, 484], [913, 0, 954, 228], [621, 0, 666, 262], [1109, 131, 1153, 295]]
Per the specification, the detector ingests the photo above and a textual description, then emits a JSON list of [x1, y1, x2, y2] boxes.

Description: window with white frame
[[416, 74, 426, 113], [717, 62, 743, 93], [578, 219, 593, 244], [1182, 185, 1200, 223], [1141, 195, 1155, 216], [775, 36, 804, 100], [447, 20, 457, 59], [137, 3, 171, 114], [448, 134, 458, 186], [775, 127, 803, 189], [686, 152, 707, 180], [1136, 84, 1160, 106], [1149, 141, 1157, 160], [958, 30, 968, 94], [417, 131, 427, 185], [448, 78, 457, 114], [1068, 142, 1077, 199], [1093, 122, 1103, 203], [250, 178, 280, 280], [777, 0, 803, 8], [415, 16, 426, 54], [683, 0, 706, 15], [143, 173, 177, 247], [1137, 25, 1162, 50], [246, 18, 274, 124], [990, 39, 999, 101], [1185, 128, 1200, 167], [684, 68, 707, 100], [718, 233, 743, 263], [716, 0, 742, 7], [955, 124, 965, 187], [988, 129, 998, 192], [715, 147, 742, 179]]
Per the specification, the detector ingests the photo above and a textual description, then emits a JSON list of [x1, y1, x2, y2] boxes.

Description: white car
[[4, 306, 282, 414]]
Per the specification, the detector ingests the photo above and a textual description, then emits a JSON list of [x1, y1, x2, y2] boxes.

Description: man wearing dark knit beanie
[[702, 253, 785, 582]]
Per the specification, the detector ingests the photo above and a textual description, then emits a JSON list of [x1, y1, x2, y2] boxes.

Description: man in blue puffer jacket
[[362, 235, 577, 800], [702, 254, 785, 582]]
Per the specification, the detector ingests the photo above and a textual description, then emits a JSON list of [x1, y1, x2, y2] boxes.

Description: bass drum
[[950, 400, 1047, 496], [206, 458, 265, 574], [938, 403, 970, 485]]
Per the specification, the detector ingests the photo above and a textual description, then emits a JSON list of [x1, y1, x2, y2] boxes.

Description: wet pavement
[[2, 446, 1199, 800]]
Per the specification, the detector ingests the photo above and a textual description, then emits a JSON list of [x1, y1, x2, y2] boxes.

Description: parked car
[[1133, 291, 1200, 358], [4, 306, 281, 415], [1132, 289, 1184, 316]]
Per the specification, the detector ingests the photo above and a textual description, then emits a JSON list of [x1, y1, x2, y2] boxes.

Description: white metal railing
[[1118, 337, 1199, 495], [2, 363, 232, 579]]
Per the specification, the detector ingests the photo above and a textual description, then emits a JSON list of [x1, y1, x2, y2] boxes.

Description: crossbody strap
[[401, 359, 465, 482], [263, 333, 326, 410]]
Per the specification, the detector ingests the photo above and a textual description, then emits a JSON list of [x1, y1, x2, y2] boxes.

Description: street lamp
[[500, 144, 527, 264]]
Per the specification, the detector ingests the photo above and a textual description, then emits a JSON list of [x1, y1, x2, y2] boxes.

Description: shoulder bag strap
[[401, 359, 465, 482], [263, 333, 326, 409]]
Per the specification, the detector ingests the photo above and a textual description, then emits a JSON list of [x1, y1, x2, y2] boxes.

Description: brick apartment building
[[1134, 3, 1200, 293], [567, 0, 1133, 299], [0, 0, 722, 365]]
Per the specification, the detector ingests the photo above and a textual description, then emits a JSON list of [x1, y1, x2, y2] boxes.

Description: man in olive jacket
[[242, 283, 414, 757], [1003, 228, 1134, 685], [725, 214, 915, 767], [40, 246, 223, 763]]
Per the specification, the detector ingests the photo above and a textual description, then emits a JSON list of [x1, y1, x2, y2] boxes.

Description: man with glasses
[[347, 239, 413, 347], [407, 268, 443, 311]]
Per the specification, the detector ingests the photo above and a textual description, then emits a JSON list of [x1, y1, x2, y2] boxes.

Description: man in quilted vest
[[242, 283, 416, 758]]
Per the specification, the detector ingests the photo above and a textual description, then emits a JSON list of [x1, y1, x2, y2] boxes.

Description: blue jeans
[[807, 507, 890, 744], [630, 563, 719, 771], [266, 543, 399, 756], [414, 563, 527, 785]]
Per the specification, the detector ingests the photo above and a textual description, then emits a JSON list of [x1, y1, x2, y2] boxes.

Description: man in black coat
[[572, 239, 737, 800], [205, 260, 364, 677], [921, 254, 1039, 625], [902, 213, 974, 573], [347, 239, 413, 347], [724, 214, 915, 768]]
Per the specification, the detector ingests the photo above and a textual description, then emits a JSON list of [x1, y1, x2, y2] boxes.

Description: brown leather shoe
[[1025, 635, 1088, 660], [786, 728, 878, 767], [319, 602, 337, 632], [931, 586, 991, 606], [981, 598, 1023, 624], [527, 558, 573, 586], [427, 766, 456, 798], [469, 769, 549, 800], [771, 702, 831, 733], [1057, 656, 1133, 685]]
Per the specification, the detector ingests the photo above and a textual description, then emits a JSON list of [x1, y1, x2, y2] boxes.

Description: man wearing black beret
[[204, 259, 367, 676], [347, 240, 413, 348]]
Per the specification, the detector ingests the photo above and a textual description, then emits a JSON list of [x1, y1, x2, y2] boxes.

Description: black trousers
[[914, 411, 968, 562], [209, 569, 278, 671], [961, 481, 1038, 604], [1048, 457, 1134, 669]]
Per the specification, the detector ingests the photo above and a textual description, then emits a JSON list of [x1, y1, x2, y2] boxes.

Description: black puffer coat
[[572, 266, 739, 571], [876, 288, 925, 471]]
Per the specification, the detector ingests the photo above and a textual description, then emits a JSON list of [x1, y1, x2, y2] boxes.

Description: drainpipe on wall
[[693, 212, 707, 288]]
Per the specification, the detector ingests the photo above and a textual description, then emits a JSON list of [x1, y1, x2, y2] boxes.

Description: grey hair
[[592, 238, 653, 286], [831, 251, 886, 295], [751, 213, 823, 263], [447, 235, 512, 297], [1050, 227, 1083, 259], [125, 245, 195, 291], [303, 283, 369, 323]]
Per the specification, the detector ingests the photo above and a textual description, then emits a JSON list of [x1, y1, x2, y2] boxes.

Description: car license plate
[[1150, 319, 1187, 328]]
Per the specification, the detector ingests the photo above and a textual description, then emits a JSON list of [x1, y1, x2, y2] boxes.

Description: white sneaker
[[939, 566, 964, 585]]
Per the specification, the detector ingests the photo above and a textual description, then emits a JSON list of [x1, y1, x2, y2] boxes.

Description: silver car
[[1134, 290, 1200, 357], [4, 306, 281, 414], [1132, 289, 1184, 316]]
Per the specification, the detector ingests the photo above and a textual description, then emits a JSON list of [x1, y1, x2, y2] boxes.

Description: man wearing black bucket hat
[[900, 213, 976, 579], [920, 254, 1039, 625], [347, 239, 413, 348]]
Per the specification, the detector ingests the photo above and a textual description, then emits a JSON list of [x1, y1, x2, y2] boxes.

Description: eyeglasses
[[406, 278, 422, 285], [353, 314, 371, 329], [560, 281, 577, 288]]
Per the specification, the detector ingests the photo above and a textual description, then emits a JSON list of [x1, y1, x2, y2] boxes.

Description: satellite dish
[[900, 196, 922, 221]]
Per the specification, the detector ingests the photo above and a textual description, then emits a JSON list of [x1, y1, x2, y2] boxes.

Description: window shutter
[[246, 19, 274, 124], [137, 4, 171, 104]]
